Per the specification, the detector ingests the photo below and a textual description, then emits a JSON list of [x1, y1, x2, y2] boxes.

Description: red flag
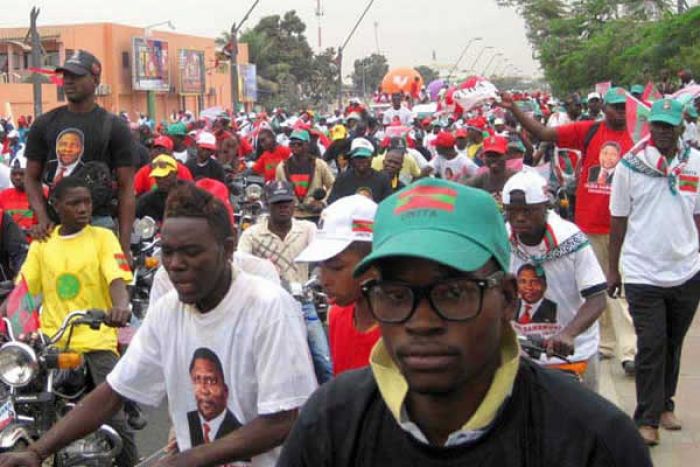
[[1, 275, 40, 337], [642, 82, 662, 104], [626, 94, 651, 144]]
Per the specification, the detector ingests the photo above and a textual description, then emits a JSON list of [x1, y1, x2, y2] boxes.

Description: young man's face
[[455, 137, 468, 150], [197, 146, 214, 161], [268, 200, 294, 224], [484, 152, 505, 173], [56, 186, 92, 229], [504, 195, 547, 238], [318, 247, 368, 306], [155, 172, 177, 192], [161, 217, 234, 306], [289, 140, 306, 157], [351, 157, 372, 175], [375, 257, 516, 395], [217, 138, 238, 165], [650, 121, 683, 154], [604, 103, 627, 130], [10, 169, 24, 191], [383, 151, 404, 178], [190, 358, 228, 421], [62, 70, 97, 103], [588, 98, 602, 114]]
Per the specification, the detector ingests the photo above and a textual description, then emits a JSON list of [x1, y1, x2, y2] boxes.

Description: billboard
[[178, 49, 205, 95], [133, 37, 170, 92], [238, 64, 257, 103]]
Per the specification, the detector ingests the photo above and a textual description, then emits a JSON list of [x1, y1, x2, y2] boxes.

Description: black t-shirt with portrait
[[24, 105, 135, 185]]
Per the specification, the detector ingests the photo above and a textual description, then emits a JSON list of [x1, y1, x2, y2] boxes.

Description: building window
[[122, 52, 130, 69]]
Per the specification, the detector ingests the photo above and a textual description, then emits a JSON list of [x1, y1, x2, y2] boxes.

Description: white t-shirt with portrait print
[[507, 212, 607, 365], [107, 268, 317, 467], [429, 154, 478, 182]]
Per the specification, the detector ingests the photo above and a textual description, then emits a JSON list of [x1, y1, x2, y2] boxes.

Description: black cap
[[56, 50, 102, 77], [265, 181, 295, 204]]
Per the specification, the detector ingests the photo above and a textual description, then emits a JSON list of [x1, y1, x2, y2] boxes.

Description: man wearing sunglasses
[[279, 178, 649, 466]]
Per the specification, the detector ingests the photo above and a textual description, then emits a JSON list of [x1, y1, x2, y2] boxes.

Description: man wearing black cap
[[24, 50, 135, 258]]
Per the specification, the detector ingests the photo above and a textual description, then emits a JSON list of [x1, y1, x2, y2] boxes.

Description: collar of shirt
[[198, 408, 227, 441], [369, 326, 520, 447], [257, 218, 305, 242]]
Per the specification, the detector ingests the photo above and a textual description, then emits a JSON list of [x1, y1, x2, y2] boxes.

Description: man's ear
[[223, 235, 236, 260], [500, 273, 518, 323]]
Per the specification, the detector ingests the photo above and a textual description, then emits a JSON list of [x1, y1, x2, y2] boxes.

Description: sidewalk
[[599, 312, 700, 466]]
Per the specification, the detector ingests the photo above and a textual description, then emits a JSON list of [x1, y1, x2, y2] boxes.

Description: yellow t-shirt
[[20, 225, 133, 354], [467, 143, 483, 160], [371, 153, 422, 180]]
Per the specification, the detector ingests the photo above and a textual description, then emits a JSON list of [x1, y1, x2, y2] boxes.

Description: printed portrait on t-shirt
[[587, 141, 621, 187], [186, 348, 246, 451], [356, 186, 374, 199], [515, 264, 558, 324], [55, 128, 85, 167]]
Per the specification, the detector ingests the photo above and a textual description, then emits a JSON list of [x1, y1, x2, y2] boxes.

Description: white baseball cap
[[349, 137, 375, 158], [196, 131, 217, 150], [502, 168, 550, 205], [296, 195, 378, 263], [587, 92, 602, 101]]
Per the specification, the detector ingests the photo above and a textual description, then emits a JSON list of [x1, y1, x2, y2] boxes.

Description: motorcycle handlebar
[[48, 310, 108, 345]]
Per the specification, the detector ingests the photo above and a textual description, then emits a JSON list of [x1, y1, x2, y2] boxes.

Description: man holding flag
[[500, 87, 638, 376]]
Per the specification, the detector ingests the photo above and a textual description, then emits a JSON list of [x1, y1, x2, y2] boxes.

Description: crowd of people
[[0, 48, 698, 466]]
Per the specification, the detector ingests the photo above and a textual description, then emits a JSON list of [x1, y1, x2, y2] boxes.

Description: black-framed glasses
[[361, 271, 505, 324]]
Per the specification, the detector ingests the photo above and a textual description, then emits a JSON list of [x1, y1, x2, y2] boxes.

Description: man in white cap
[[503, 168, 607, 391], [186, 132, 226, 183], [296, 195, 379, 376], [585, 92, 604, 121], [328, 138, 392, 204]]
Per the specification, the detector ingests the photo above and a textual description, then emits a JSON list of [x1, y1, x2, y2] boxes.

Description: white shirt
[[508, 212, 606, 363], [429, 154, 478, 182], [610, 146, 700, 287], [173, 149, 189, 163], [382, 106, 413, 126], [108, 269, 317, 467], [0, 164, 10, 190], [683, 122, 698, 146]]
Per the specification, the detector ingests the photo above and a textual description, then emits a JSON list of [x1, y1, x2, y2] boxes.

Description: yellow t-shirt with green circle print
[[20, 225, 133, 354]]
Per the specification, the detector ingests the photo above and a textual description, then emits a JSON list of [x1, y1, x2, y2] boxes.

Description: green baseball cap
[[354, 178, 510, 277], [604, 87, 627, 105], [650, 98, 684, 126], [686, 103, 698, 119], [290, 130, 310, 142], [166, 122, 187, 136], [631, 84, 644, 95]]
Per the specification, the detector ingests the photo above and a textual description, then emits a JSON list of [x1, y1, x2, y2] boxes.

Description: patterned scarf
[[620, 137, 692, 196], [509, 210, 589, 274]]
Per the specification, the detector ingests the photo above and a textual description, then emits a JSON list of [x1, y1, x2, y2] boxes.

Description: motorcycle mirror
[[311, 188, 327, 201]]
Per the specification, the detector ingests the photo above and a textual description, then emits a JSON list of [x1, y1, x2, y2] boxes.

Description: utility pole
[[337, 0, 376, 110], [30, 7, 42, 117], [230, 0, 261, 114], [315, 0, 323, 50], [373, 21, 381, 55]]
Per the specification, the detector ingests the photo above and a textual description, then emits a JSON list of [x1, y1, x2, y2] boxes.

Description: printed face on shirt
[[55, 129, 85, 166], [190, 355, 229, 421], [517, 266, 546, 304], [599, 142, 621, 170]]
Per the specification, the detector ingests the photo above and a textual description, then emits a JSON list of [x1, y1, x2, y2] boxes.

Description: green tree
[[414, 65, 439, 84], [351, 54, 389, 98]]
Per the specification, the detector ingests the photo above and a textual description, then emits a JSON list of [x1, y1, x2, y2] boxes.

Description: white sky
[[3, 0, 541, 77]]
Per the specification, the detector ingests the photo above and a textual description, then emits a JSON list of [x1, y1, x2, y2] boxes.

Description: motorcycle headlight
[[245, 184, 263, 202], [0, 342, 38, 388]]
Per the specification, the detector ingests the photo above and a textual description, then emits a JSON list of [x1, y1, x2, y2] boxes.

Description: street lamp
[[337, 0, 376, 109], [447, 37, 482, 80], [468, 46, 493, 74], [229, 0, 262, 114], [481, 52, 502, 76]]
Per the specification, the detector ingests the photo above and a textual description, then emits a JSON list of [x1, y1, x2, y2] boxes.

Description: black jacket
[[187, 409, 243, 447], [278, 360, 651, 467]]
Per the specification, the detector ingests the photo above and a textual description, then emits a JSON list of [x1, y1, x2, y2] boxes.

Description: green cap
[[290, 130, 310, 142], [650, 98, 684, 126], [631, 84, 644, 95], [354, 178, 510, 277], [604, 87, 627, 105], [166, 122, 187, 136]]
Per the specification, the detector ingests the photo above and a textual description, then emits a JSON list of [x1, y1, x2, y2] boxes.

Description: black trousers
[[85, 351, 138, 467], [625, 274, 700, 427]]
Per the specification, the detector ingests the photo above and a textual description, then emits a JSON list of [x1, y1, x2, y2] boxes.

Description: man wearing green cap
[[609, 98, 700, 446], [500, 87, 638, 376], [166, 122, 190, 163], [275, 130, 334, 220], [327, 137, 392, 204], [630, 85, 644, 101], [279, 178, 650, 466]]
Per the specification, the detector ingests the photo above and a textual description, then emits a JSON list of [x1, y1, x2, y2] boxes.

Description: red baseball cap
[[153, 135, 174, 152], [482, 135, 508, 156], [455, 128, 468, 138], [434, 131, 456, 149]]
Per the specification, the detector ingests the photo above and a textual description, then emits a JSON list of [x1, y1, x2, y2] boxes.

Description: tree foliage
[[218, 10, 343, 109], [414, 65, 439, 84], [495, 0, 699, 94], [351, 54, 389, 97]]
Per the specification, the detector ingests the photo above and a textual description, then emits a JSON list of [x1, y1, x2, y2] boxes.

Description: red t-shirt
[[252, 146, 291, 182], [328, 304, 381, 376], [556, 121, 633, 235], [0, 188, 45, 232], [134, 162, 194, 195]]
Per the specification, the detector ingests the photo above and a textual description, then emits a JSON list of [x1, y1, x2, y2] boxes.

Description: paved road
[[134, 401, 170, 461]]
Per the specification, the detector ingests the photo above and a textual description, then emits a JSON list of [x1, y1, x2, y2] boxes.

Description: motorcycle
[[228, 171, 265, 231], [0, 310, 123, 465], [518, 335, 584, 382], [129, 217, 160, 324]]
